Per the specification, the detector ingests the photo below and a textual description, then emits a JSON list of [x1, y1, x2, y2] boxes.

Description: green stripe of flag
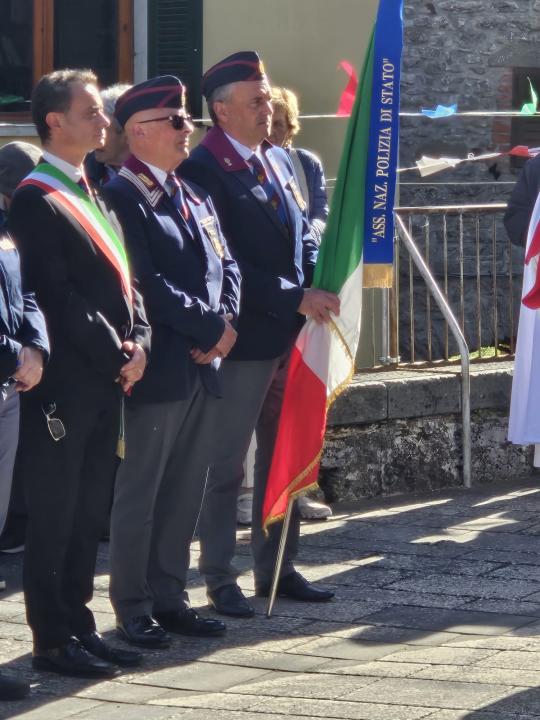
[[313, 30, 374, 294]]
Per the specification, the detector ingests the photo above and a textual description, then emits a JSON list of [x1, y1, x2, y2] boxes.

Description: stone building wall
[[400, 0, 540, 208], [397, 0, 539, 360]]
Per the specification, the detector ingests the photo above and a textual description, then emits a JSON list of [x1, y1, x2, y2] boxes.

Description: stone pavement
[[5, 479, 540, 719]]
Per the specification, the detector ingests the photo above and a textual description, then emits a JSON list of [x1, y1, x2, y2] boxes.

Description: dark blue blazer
[[103, 155, 241, 403], [0, 225, 49, 384], [180, 127, 318, 361]]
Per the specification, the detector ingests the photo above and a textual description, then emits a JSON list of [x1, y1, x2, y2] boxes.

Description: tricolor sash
[[20, 163, 132, 304]]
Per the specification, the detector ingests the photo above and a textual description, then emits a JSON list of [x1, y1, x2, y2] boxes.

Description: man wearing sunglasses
[[102, 76, 240, 648]]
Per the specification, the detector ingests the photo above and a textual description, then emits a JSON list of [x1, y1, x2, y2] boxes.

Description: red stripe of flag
[[262, 345, 327, 526]]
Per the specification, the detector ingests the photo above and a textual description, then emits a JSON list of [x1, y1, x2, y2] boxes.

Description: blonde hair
[[271, 87, 300, 145]]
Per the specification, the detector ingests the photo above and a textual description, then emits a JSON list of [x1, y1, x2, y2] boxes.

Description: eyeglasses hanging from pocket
[[41, 403, 66, 442]]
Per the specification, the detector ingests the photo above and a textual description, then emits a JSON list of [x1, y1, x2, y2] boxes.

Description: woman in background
[[270, 86, 329, 246]]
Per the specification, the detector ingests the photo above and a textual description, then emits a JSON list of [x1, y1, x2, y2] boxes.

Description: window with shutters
[[148, 0, 203, 118], [511, 67, 540, 169], [0, 0, 133, 120]]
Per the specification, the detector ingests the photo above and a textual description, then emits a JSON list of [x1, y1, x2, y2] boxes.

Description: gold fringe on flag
[[262, 318, 355, 533], [362, 263, 393, 288]]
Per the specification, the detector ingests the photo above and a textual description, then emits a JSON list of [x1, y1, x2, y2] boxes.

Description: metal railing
[[371, 203, 519, 489], [390, 203, 518, 365], [394, 213, 471, 487]]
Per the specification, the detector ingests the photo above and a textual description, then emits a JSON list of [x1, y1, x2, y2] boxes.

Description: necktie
[[249, 154, 288, 226], [165, 173, 190, 222]]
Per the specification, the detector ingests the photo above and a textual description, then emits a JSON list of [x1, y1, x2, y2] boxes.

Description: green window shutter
[[148, 0, 203, 118]]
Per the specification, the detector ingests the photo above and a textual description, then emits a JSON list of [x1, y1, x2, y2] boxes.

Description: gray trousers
[[0, 384, 19, 537], [199, 354, 300, 591], [109, 378, 214, 621]]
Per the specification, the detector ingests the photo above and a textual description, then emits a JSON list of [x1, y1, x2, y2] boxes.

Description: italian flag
[[263, 0, 403, 530], [262, 35, 375, 531]]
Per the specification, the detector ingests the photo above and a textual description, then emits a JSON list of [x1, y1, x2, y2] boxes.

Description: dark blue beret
[[202, 51, 268, 99], [115, 75, 186, 127]]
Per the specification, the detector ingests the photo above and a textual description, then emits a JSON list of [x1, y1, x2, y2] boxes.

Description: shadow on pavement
[[2, 477, 540, 718]]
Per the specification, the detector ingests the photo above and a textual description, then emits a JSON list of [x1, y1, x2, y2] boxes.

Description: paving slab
[[342, 677, 516, 710], [5, 478, 540, 718], [359, 605, 538, 635], [247, 696, 434, 719]]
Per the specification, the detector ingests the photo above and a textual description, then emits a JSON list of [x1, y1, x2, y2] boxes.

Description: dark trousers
[[18, 386, 120, 650], [199, 353, 300, 591], [110, 378, 214, 621]]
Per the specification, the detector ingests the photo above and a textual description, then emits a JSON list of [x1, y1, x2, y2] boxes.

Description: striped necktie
[[249, 154, 288, 226], [165, 173, 191, 222]]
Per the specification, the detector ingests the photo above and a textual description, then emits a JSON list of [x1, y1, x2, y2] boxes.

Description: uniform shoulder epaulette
[[118, 167, 164, 208]]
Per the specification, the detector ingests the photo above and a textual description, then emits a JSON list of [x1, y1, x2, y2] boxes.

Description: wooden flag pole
[[266, 497, 294, 618]]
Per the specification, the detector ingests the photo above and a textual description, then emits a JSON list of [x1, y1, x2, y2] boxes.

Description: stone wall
[[321, 362, 532, 502], [397, 1, 538, 359], [320, 409, 531, 502], [400, 0, 540, 208]]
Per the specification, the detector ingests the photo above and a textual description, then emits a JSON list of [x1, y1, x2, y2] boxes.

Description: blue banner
[[363, 0, 403, 287]]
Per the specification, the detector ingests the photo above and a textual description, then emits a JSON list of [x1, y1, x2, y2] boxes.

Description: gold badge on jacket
[[137, 172, 155, 189], [200, 216, 224, 258], [288, 178, 307, 212]]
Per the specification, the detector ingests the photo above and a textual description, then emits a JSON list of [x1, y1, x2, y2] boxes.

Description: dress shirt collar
[[224, 132, 261, 165], [42, 150, 83, 183]]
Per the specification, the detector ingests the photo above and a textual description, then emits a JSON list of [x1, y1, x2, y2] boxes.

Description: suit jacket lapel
[[235, 167, 290, 239], [160, 191, 196, 242], [201, 127, 291, 240]]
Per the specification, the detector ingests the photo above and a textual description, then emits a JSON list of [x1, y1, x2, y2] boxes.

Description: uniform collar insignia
[[119, 154, 164, 208], [137, 172, 155, 189], [201, 126, 248, 172]]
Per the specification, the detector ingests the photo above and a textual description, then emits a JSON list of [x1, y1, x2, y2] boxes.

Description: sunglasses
[[138, 114, 192, 130], [42, 402, 66, 442]]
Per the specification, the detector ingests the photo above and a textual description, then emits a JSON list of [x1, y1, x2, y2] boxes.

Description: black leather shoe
[[116, 615, 171, 648], [154, 608, 226, 637], [0, 672, 30, 700], [78, 630, 142, 667], [207, 584, 255, 618], [32, 637, 120, 678], [255, 571, 335, 602]]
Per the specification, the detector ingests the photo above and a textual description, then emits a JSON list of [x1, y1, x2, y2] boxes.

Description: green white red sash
[[20, 163, 132, 304]]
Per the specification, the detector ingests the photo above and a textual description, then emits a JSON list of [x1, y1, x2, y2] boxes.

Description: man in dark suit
[[8, 68, 150, 677], [180, 51, 339, 618], [102, 76, 241, 648]]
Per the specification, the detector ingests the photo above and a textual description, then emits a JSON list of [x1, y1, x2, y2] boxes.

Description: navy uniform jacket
[[180, 126, 318, 361], [0, 221, 49, 384], [103, 155, 241, 403], [504, 154, 540, 248]]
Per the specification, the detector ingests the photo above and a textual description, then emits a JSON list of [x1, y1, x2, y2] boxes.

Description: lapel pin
[[224, 157, 232, 167]]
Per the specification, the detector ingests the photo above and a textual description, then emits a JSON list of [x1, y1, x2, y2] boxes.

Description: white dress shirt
[[42, 150, 84, 184]]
